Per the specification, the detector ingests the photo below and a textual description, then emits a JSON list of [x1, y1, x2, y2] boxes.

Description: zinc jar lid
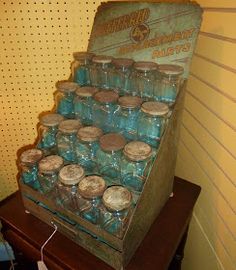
[[92, 55, 113, 64], [75, 86, 98, 97], [112, 58, 134, 68], [58, 119, 82, 134], [141, 101, 169, 116], [38, 155, 63, 174], [56, 81, 78, 93], [78, 175, 106, 199], [134, 61, 158, 71], [73, 51, 94, 61], [94, 90, 119, 104], [77, 126, 103, 142], [118, 96, 142, 109], [124, 141, 152, 161], [102, 186, 132, 212], [59, 164, 85, 185], [39, 113, 64, 127], [158, 64, 184, 76], [99, 133, 126, 152], [20, 148, 43, 165]]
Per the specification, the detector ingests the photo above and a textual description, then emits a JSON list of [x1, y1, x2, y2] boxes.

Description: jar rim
[[39, 113, 64, 127], [77, 126, 103, 142], [134, 61, 158, 71], [141, 101, 169, 116], [59, 164, 85, 185], [20, 148, 43, 164], [94, 90, 119, 104], [99, 133, 126, 152], [92, 55, 113, 64], [118, 96, 142, 109], [75, 86, 98, 97], [58, 119, 82, 133], [38, 155, 63, 174], [56, 81, 78, 93], [123, 141, 152, 161]]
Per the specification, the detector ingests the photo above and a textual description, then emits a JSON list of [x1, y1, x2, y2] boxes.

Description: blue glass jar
[[112, 96, 142, 141], [57, 119, 82, 163], [75, 126, 103, 174], [19, 148, 43, 190], [71, 52, 94, 86], [137, 101, 169, 148], [78, 175, 106, 225], [89, 55, 113, 89], [74, 87, 98, 125], [100, 186, 132, 238], [54, 81, 78, 119], [38, 155, 64, 196], [96, 133, 126, 185], [130, 61, 158, 100], [93, 90, 119, 133], [37, 113, 64, 155]]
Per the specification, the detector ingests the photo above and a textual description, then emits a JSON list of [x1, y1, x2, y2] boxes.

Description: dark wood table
[[0, 177, 200, 270]]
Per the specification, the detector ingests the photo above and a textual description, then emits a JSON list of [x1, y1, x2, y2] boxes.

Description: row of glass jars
[[70, 52, 184, 104]]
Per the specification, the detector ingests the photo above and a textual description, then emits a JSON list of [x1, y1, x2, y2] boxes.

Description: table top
[[0, 177, 200, 270]]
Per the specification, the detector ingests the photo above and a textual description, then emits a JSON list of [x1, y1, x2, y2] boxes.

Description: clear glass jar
[[137, 101, 169, 148], [77, 175, 106, 224], [54, 81, 78, 119], [57, 119, 82, 163], [89, 55, 113, 89], [92, 90, 119, 133], [71, 51, 94, 86], [75, 126, 103, 174], [96, 133, 126, 185], [109, 58, 134, 95], [19, 148, 43, 190], [130, 61, 158, 100], [38, 155, 64, 195], [37, 113, 64, 155], [112, 96, 142, 141], [100, 186, 132, 238], [74, 86, 98, 125], [57, 164, 85, 212]]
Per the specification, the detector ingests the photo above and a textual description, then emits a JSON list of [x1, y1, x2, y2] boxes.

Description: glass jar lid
[[102, 186, 132, 212], [78, 175, 106, 199], [141, 101, 169, 116], [73, 51, 94, 61], [99, 133, 126, 152], [20, 148, 43, 165], [94, 90, 119, 104], [124, 141, 152, 161], [75, 86, 98, 98], [59, 164, 85, 185], [38, 155, 63, 174], [56, 81, 78, 93], [58, 119, 82, 134], [118, 96, 142, 109], [158, 64, 184, 76], [39, 113, 64, 127], [134, 61, 158, 71], [77, 126, 103, 142], [112, 58, 134, 68], [92, 55, 113, 64]]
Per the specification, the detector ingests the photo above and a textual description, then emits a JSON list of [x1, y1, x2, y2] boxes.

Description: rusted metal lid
[[77, 126, 103, 142], [73, 51, 94, 61], [20, 148, 43, 165], [102, 186, 132, 212], [141, 101, 169, 116], [134, 61, 158, 71], [59, 164, 85, 185], [99, 133, 126, 152], [38, 155, 63, 174], [92, 55, 113, 64], [112, 58, 134, 68], [75, 86, 98, 98], [39, 113, 64, 127], [94, 90, 119, 104], [58, 119, 82, 134], [78, 175, 106, 199], [124, 141, 152, 161], [118, 96, 142, 109], [158, 64, 184, 76], [56, 81, 78, 93]]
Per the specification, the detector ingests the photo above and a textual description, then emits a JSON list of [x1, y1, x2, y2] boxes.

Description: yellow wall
[[0, 1, 235, 269]]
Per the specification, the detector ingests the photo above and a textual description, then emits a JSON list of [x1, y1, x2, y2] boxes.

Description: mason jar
[[96, 133, 126, 185], [137, 101, 169, 148], [54, 81, 78, 119], [37, 113, 64, 155], [75, 126, 103, 174], [38, 155, 64, 195], [57, 164, 85, 212], [112, 96, 142, 141], [57, 119, 82, 163], [74, 86, 98, 125], [19, 148, 43, 190], [71, 51, 94, 86], [89, 55, 113, 89], [78, 175, 106, 225], [130, 61, 158, 100], [92, 90, 119, 133], [100, 186, 132, 238]]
